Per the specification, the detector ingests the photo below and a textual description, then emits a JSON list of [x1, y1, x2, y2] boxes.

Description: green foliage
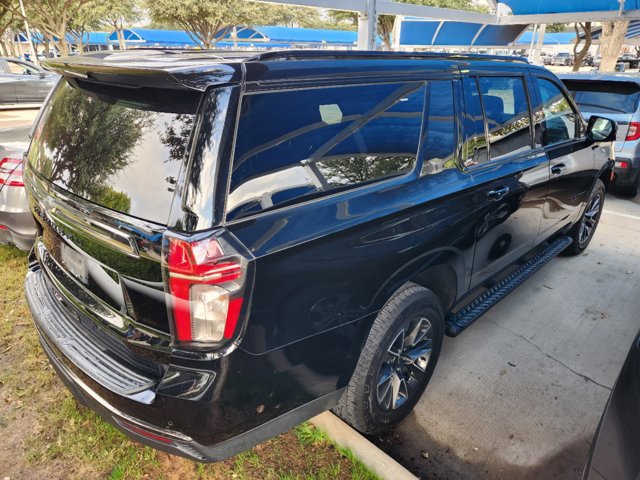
[[294, 421, 331, 446], [546, 23, 568, 33]]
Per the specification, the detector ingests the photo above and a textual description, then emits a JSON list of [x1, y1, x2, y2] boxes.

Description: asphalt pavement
[[382, 192, 640, 479]]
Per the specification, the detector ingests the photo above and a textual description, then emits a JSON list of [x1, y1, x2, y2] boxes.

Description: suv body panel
[[24, 51, 613, 461]]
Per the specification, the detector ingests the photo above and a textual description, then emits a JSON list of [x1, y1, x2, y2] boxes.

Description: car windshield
[[564, 80, 640, 114]]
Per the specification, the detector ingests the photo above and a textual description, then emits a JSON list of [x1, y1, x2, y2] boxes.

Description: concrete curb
[[310, 412, 418, 480]]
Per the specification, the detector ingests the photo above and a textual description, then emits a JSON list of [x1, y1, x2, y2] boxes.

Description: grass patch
[[0, 244, 380, 480]]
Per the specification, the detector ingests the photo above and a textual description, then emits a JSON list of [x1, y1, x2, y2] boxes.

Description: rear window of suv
[[28, 79, 200, 224], [227, 82, 426, 221], [564, 80, 640, 114]]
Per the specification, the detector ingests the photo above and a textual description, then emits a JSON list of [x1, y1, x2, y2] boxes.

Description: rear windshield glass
[[564, 80, 640, 114], [28, 78, 200, 224]]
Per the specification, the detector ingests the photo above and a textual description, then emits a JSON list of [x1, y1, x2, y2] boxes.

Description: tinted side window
[[462, 77, 488, 167], [6, 60, 37, 75], [478, 76, 532, 161], [422, 81, 457, 176], [537, 78, 578, 146], [228, 83, 425, 221]]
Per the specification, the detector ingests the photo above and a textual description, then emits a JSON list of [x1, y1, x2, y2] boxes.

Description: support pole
[[357, 0, 377, 50], [533, 23, 546, 65], [528, 24, 538, 62], [18, 0, 38, 66]]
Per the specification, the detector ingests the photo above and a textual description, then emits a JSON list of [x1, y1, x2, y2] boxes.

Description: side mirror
[[587, 116, 617, 142]]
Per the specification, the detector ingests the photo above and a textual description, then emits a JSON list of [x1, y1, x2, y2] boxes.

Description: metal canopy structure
[[395, 18, 527, 49], [584, 19, 640, 45], [253, 0, 640, 50]]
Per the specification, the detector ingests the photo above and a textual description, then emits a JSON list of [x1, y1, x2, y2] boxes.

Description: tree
[[599, 21, 630, 72], [11, 0, 95, 56], [68, 3, 103, 53], [572, 22, 592, 72], [0, 1, 22, 57], [546, 23, 568, 33], [147, 0, 258, 49], [330, 0, 479, 50], [89, 0, 142, 50]]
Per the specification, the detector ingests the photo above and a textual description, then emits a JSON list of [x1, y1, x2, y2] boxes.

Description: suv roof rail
[[248, 50, 530, 64]]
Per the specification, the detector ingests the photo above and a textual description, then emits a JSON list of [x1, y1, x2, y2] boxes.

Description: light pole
[[18, 0, 39, 66]]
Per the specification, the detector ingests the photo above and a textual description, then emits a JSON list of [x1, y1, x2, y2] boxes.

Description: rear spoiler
[[43, 52, 242, 92]]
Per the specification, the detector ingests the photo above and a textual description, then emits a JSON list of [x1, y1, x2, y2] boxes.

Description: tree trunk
[[57, 37, 68, 56], [599, 20, 629, 72], [117, 29, 126, 51], [572, 22, 592, 72]]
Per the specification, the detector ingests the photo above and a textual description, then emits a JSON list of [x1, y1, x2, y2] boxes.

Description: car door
[[5, 59, 47, 103], [462, 74, 549, 288], [531, 75, 596, 240], [0, 60, 17, 105]]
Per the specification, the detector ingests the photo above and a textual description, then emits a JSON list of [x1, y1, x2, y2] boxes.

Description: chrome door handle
[[487, 186, 510, 201], [551, 163, 567, 175]]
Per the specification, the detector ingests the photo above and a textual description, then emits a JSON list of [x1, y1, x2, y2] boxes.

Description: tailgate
[[25, 77, 201, 338]]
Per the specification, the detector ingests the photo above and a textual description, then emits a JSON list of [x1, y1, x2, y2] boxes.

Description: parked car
[[561, 73, 640, 196], [540, 52, 553, 65], [0, 57, 57, 106], [582, 54, 595, 67], [583, 328, 640, 480], [552, 52, 574, 66], [23, 50, 615, 462], [618, 53, 640, 69], [0, 125, 36, 251], [593, 56, 602, 68]]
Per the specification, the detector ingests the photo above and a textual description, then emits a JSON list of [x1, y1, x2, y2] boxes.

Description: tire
[[332, 283, 444, 435], [563, 179, 605, 256]]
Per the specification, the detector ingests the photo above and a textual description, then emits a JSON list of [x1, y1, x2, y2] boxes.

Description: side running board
[[445, 236, 572, 337]]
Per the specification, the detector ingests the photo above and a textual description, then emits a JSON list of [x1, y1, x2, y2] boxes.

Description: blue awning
[[499, 0, 640, 14], [108, 29, 197, 46], [516, 31, 576, 45], [398, 19, 527, 47]]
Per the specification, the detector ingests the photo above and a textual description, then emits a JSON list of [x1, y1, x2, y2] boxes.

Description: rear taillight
[[162, 230, 252, 346], [0, 157, 24, 187], [626, 122, 640, 141], [616, 160, 631, 169]]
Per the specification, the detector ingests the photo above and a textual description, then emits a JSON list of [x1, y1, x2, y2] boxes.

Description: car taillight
[[0, 158, 24, 187], [616, 160, 631, 169], [626, 122, 640, 141], [162, 230, 252, 346]]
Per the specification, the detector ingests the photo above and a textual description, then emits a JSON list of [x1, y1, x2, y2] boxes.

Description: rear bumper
[[613, 165, 640, 187], [0, 198, 37, 251], [25, 268, 343, 462], [0, 223, 35, 251]]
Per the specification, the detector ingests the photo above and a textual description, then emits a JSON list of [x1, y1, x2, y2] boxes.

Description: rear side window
[[227, 82, 425, 221], [422, 81, 457, 175], [461, 77, 489, 167], [537, 78, 578, 146], [564, 80, 640, 114], [478, 77, 532, 161]]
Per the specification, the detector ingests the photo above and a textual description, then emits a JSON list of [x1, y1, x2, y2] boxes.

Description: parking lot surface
[[382, 193, 640, 479]]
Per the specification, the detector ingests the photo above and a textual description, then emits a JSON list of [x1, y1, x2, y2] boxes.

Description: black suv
[[24, 50, 615, 461]]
